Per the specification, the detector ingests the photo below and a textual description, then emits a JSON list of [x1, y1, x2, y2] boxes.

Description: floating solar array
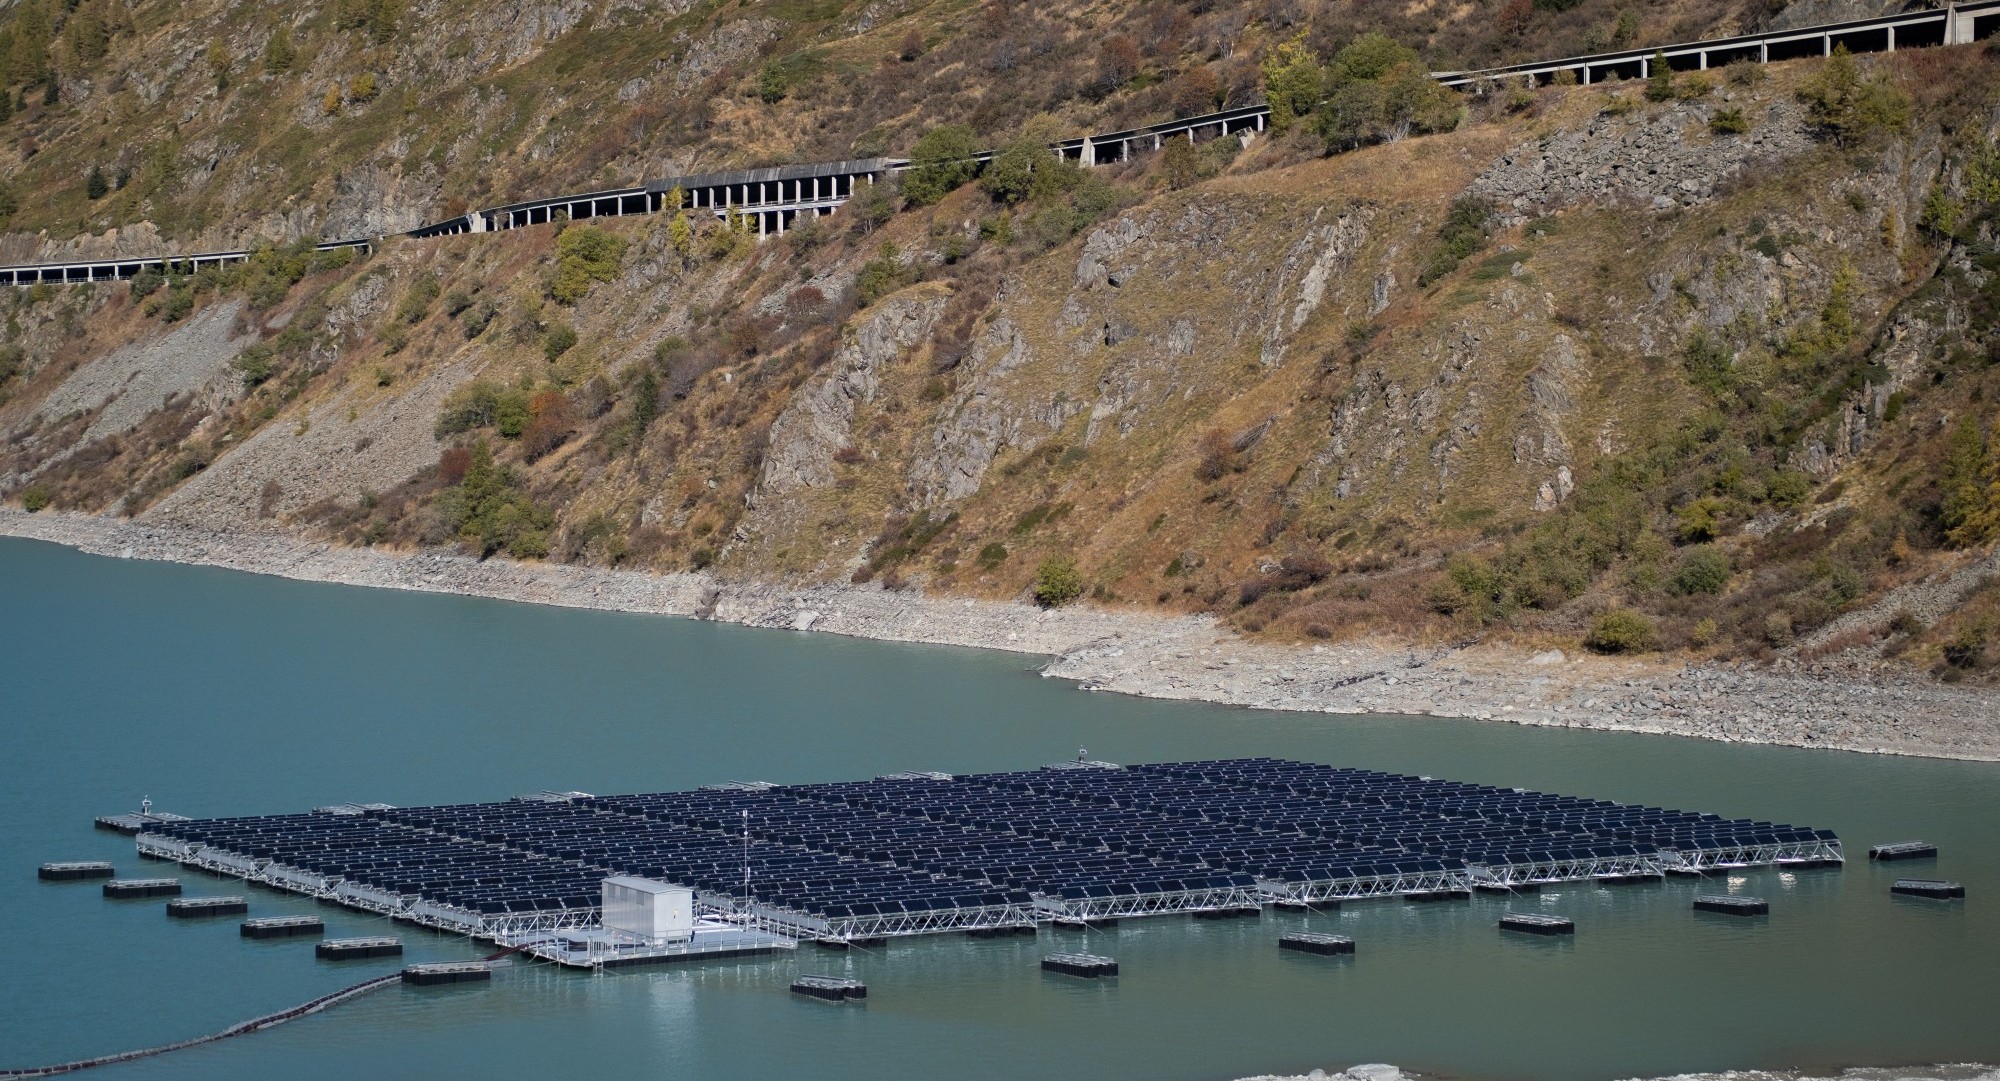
[[134, 758, 1842, 943]]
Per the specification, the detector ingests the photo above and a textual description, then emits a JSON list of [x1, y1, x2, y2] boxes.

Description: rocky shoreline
[[1237, 1067, 1998, 1081], [3, 509, 1995, 763]]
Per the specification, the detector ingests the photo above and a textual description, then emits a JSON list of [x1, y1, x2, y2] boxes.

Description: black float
[[241, 916, 324, 939], [103, 878, 181, 899], [814, 936, 888, 950], [168, 896, 248, 918], [1890, 879, 1965, 899], [790, 976, 867, 1002], [1693, 895, 1768, 916], [317, 937, 403, 960], [1499, 912, 1574, 936], [1278, 931, 1355, 956], [40, 861, 116, 881], [1869, 841, 1938, 861], [402, 962, 493, 986], [1042, 952, 1119, 978], [965, 925, 1035, 938]]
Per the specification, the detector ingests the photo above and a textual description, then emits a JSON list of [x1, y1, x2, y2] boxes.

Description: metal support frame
[[1659, 839, 1843, 872], [1035, 884, 1262, 920], [1255, 868, 1464, 904]]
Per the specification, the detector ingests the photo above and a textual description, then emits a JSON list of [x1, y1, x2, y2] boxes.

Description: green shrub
[[1709, 107, 1750, 136], [461, 299, 498, 338], [549, 226, 626, 304], [160, 286, 194, 322], [1796, 46, 1910, 146], [900, 124, 980, 206], [1682, 330, 1734, 396], [495, 393, 530, 438], [232, 344, 276, 387], [1033, 556, 1084, 608], [396, 273, 440, 324], [1767, 470, 1813, 507], [1674, 497, 1728, 542], [432, 440, 553, 558], [20, 485, 51, 512], [856, 243, 917, 304], [1584, 609, 1657, 653], [436, 379, 530, 437], [128, 268, 164, 300], [542, 322, 577, 361], [977, 542, 1008, 568], [1417, 196, 1492, 286], [1669, 546, 1732, 595]]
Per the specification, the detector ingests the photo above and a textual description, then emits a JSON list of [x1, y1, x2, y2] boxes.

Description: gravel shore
[[4, 509, 1995, 763], [1238, 1067, 1998, 1081]]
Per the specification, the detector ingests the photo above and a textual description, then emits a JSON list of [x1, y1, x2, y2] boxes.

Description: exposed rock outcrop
[[1472, 98, 1813, 220], [758, 285, 950, 495]]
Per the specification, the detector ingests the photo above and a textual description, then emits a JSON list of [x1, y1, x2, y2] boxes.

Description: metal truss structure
[[136, 832, 601, 941], [1036, 884, 1264, 921], [704, 896, 1038, 943], [1661, 839, 1844, 873], [1257, 867, 1467, 904], [1467, 853, 1662, 889]]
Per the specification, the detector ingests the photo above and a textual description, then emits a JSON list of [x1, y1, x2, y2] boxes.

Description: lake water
[[2, 535, 1995, 1081]]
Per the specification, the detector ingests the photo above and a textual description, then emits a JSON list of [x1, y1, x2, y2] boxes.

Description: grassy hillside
[[1, 3, 1998, 688], [0, 0, 1837, 251]]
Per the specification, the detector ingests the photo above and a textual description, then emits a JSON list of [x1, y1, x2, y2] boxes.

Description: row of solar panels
[[145, 758, 1836, 922]]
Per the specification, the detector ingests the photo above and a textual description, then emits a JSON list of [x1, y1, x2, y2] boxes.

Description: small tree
[[979, 116, 1066, 204], [549, 225, 626, 304], [207, 38, 231, 92], [263, 25, 295, 75], [1033, 556, 1084, 608], [85, 164, 108, 199], [898, 29, 923, 62], [901, 124, 980, 206], [1260, 34, 1323, 129], [1796, 46, 1910, 146], [1644, 51, 1675, 102]]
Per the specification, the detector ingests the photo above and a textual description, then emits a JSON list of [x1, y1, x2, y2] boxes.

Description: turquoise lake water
[[1, 535, 1995, 1080]]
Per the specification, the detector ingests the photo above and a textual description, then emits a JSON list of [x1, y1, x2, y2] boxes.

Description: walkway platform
[[514, 920, 792, 970]]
